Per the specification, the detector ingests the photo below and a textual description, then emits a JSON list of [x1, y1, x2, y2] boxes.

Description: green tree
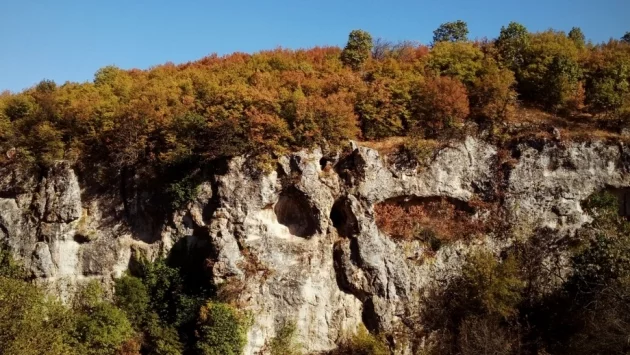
[[427, 41, 484, 85], [568, 27, 586, 48], [461, 251, 524, 318], [582, 40, 630, 115], [541, 54, 583, 110], [114, 275, 150, 327], [433, 20, 469, 43], [518, 30, 581, 110], [114, 273, 185, 355], [0, 277, 75, 355], [3, 95, 33, 121], [495, 22, 529, 70], [340, 30, 373, 70], [140, 258, 207, 328], [195, 302, 248, 355], [72, 281, 135, 355], [622, 31, 630, 43]]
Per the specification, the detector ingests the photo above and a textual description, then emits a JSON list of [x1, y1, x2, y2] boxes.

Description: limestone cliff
[[2, 137, 630, 354]]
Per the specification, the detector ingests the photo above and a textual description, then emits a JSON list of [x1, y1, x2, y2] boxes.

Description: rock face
[[0, 162, 158, 299], [2, 137, 630, 354]]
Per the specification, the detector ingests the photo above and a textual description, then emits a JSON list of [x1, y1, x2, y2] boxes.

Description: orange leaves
[[356, 78, 409, 139], [245, 106, 290, 155], [411, 76, 470, 135], [288, 91, 359, 149], [374, 197, 484, 242], [470, 61, 517, 122]]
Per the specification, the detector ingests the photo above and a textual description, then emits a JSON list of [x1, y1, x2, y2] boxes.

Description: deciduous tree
[[568, 27, 586, 48], [340, 30, 373, 70], [495, 22, 529, 71], [433, 20, 469, 43]]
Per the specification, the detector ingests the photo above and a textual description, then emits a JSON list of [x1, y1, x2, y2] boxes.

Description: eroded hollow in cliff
[[331, 197, 359, 237], [274, 187, 318, 238], [374, 196, 483, 245]]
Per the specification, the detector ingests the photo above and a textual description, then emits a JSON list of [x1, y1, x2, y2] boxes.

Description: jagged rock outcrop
[[2, 137, 630, 354], [0, 162, 158, 299]]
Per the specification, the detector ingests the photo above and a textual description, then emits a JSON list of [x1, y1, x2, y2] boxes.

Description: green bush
[[0, 277, 75, 355], [144, 313, 184, 355], [114, 274, 150, 327], [195, 302, 248, 355], [0, 247, 26, 279], [269, 322, 301, 355], [461, 251, 524, 318], [332, 325, 389, 355], [72, 281, 135, 355], [165, 175, 199, 210]]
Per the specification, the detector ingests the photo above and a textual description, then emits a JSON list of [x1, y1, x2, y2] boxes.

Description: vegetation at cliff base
[[417, 190, 630, 355], [0, 249, 248, 355]]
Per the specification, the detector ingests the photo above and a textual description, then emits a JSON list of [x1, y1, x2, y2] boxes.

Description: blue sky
[[1, 0, 628, 92]]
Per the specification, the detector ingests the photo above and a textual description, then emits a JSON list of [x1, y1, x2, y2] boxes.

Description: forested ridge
[[1, 22, 630, 185], [2, 22, 630, 355]]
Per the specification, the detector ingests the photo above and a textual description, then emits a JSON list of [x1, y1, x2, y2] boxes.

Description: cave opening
[[274, 187, 318, 238], [330, 198, 358, 237]]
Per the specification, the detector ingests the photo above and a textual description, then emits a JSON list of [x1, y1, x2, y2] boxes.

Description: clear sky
[[1, 0, 628, 92]]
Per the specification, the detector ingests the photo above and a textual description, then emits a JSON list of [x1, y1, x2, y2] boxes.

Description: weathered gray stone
[[35, 161, 82, 223], [3, 137, 630, 354]]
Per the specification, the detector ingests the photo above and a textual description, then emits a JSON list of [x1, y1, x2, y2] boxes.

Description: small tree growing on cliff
[[340, 30, 373, 70], [195, 302, 248, 355]]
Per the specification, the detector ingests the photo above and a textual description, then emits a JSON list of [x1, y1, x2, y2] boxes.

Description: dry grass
[[505, 106, 625, 143], [358, 136, 407, 155]]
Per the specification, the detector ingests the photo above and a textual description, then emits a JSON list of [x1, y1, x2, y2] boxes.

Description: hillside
[[1, 22, 630, 355]]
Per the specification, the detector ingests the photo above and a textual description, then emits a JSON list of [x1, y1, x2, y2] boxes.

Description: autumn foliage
[[411, 76, 470, 135], [374, 197, 485, 243], [0, 23, 629, 194]]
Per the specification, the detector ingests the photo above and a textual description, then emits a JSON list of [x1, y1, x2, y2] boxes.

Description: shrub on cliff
[[195, 302, 248, 355], [331, 325, 389, 355], [267, 321, 302, 355], [72, 281, 135, 355], [461, 251, 524, 319]]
